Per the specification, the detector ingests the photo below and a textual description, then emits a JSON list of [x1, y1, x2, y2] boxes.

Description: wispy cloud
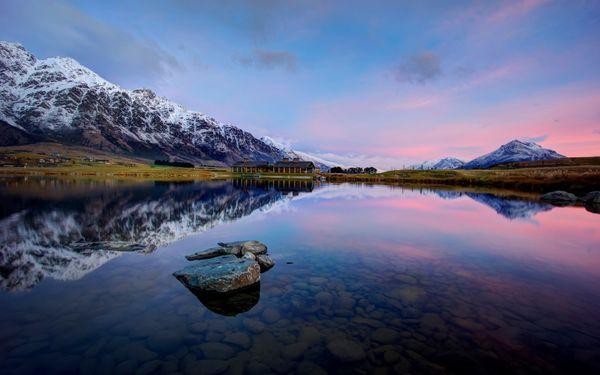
[[395, 51, 442, 84], [237, 49, 298, 72], [0, 0, 181, 88]]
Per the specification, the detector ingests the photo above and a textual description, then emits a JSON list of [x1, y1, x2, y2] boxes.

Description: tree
[[364, 167, 377, 174], [330, 166, 345, 173]]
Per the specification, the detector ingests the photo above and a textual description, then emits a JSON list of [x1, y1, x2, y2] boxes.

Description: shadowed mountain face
[[0, 179, 314, 291], [434, 190, 553, 219]]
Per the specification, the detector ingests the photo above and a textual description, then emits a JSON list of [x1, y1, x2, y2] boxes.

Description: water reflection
[[435, 190, 553, 219], [184, 283, 261, 316], [0, 178, 599, 374], [0, 178, 314, 291]]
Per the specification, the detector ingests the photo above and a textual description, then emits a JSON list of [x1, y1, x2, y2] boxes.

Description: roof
[[273, 160, 315, 168], [232, 160, 270, 167]]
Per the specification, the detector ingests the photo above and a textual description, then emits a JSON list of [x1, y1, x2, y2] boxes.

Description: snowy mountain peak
[[411, 157, 465, 170], [463, 139, 565, 169], [0, 41, 288, 165]]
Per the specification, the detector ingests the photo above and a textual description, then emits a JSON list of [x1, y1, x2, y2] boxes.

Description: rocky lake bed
[[0, 178, 599, 374]]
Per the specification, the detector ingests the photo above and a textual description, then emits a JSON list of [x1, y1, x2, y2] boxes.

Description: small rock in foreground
[[218, 240, 268, 256]]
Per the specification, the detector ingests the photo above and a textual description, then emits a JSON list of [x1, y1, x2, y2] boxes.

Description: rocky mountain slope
[[463, 139, 565, 169], [0, 41, 291, 165]]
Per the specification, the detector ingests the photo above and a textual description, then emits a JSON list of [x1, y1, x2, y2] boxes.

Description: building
[[231, 160, 271, 173], [231, 158, 316, 174], [272, 158, 316, 174]]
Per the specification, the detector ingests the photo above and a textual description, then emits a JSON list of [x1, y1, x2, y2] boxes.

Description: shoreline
[[1, 164, 599, 195]]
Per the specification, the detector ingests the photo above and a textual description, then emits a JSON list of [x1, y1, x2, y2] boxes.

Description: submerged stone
[[173, 255, 260, 293], [327, 339, 366, 362]]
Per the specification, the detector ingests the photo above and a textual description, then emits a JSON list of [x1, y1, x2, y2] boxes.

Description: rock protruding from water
[[173, 255, 260, 293], [218, 240, 268, 256], [581, 191, 600, 204], [185, 247, 226, 261], [540, 191, 577, 205], [185, 240, 268, 260], [256, 254, 275, 272]]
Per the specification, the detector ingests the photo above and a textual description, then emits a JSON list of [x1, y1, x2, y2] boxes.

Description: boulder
[[326, 339, 365, 362], [185, 247, 226, 261], [173, 255, 260, 293], [256, 254, 275, 272], [540, 191, 577, 205]]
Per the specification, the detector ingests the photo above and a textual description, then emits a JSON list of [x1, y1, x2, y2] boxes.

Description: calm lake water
[[0, 177, 599, 374]]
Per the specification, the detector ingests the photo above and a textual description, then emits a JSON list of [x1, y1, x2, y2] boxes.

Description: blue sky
[[1, 0, 599, 168]]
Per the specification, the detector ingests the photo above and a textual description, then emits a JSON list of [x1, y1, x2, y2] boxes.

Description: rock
[[327, 339, 366, 362], [386, 286, 426, 304], [298, 326, 321, 345], [581, 191, 600, 204], [218, 240, 267, 256], [421, 313, 447, 332], [173, 255, 260, 293], [256, 254, 275, 272], [540, 191, 577, 205], [242, 252, 256, 260], [261, 308, 281, 324], [242, 318, 265, 333], [223, 332, 251, 349], [371, 328, 400, 344], [281, 342, 308, 360], [146, 331, 182, 353], [198, 343, 236, 360], [185, 247, 226, 261], [196, 359, 229, 374], [297, 361, 328, 375]]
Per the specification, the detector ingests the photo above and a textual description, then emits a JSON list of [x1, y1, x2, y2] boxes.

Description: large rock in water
[[173, 255, 260, 293], [540, 191, 577, 205]]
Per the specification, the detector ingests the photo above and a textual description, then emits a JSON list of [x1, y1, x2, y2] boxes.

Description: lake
[[0, 177, 599, 374]]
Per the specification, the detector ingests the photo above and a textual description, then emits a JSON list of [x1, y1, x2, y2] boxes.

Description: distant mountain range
[[411, 140, 565, 170], [0, 41, 325, 166]]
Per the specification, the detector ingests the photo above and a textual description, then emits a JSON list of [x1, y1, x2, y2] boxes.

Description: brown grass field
[[324, 163, 600, 195]]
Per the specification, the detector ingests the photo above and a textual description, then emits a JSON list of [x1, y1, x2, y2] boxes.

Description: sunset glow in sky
[[1, 0, 599, 168]]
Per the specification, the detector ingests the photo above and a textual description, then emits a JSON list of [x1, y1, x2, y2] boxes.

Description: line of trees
[[154, 160, 195, 168], [329, 166, 377, 174]]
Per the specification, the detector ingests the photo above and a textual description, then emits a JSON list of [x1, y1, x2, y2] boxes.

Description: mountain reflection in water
[[0, 178, 314, 291]]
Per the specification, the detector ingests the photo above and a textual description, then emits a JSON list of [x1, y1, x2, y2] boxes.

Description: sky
[[1, 0, 599, 169]]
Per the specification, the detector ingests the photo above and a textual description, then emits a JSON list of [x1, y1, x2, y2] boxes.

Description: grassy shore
[[324, 165, 600, 194]]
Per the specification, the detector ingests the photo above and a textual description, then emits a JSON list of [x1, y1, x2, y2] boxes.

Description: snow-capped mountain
[[463, 139, 565, 169], [260, 136, 333, 171], [0, 41, 288, 165], [411, 157, 465, 170]]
